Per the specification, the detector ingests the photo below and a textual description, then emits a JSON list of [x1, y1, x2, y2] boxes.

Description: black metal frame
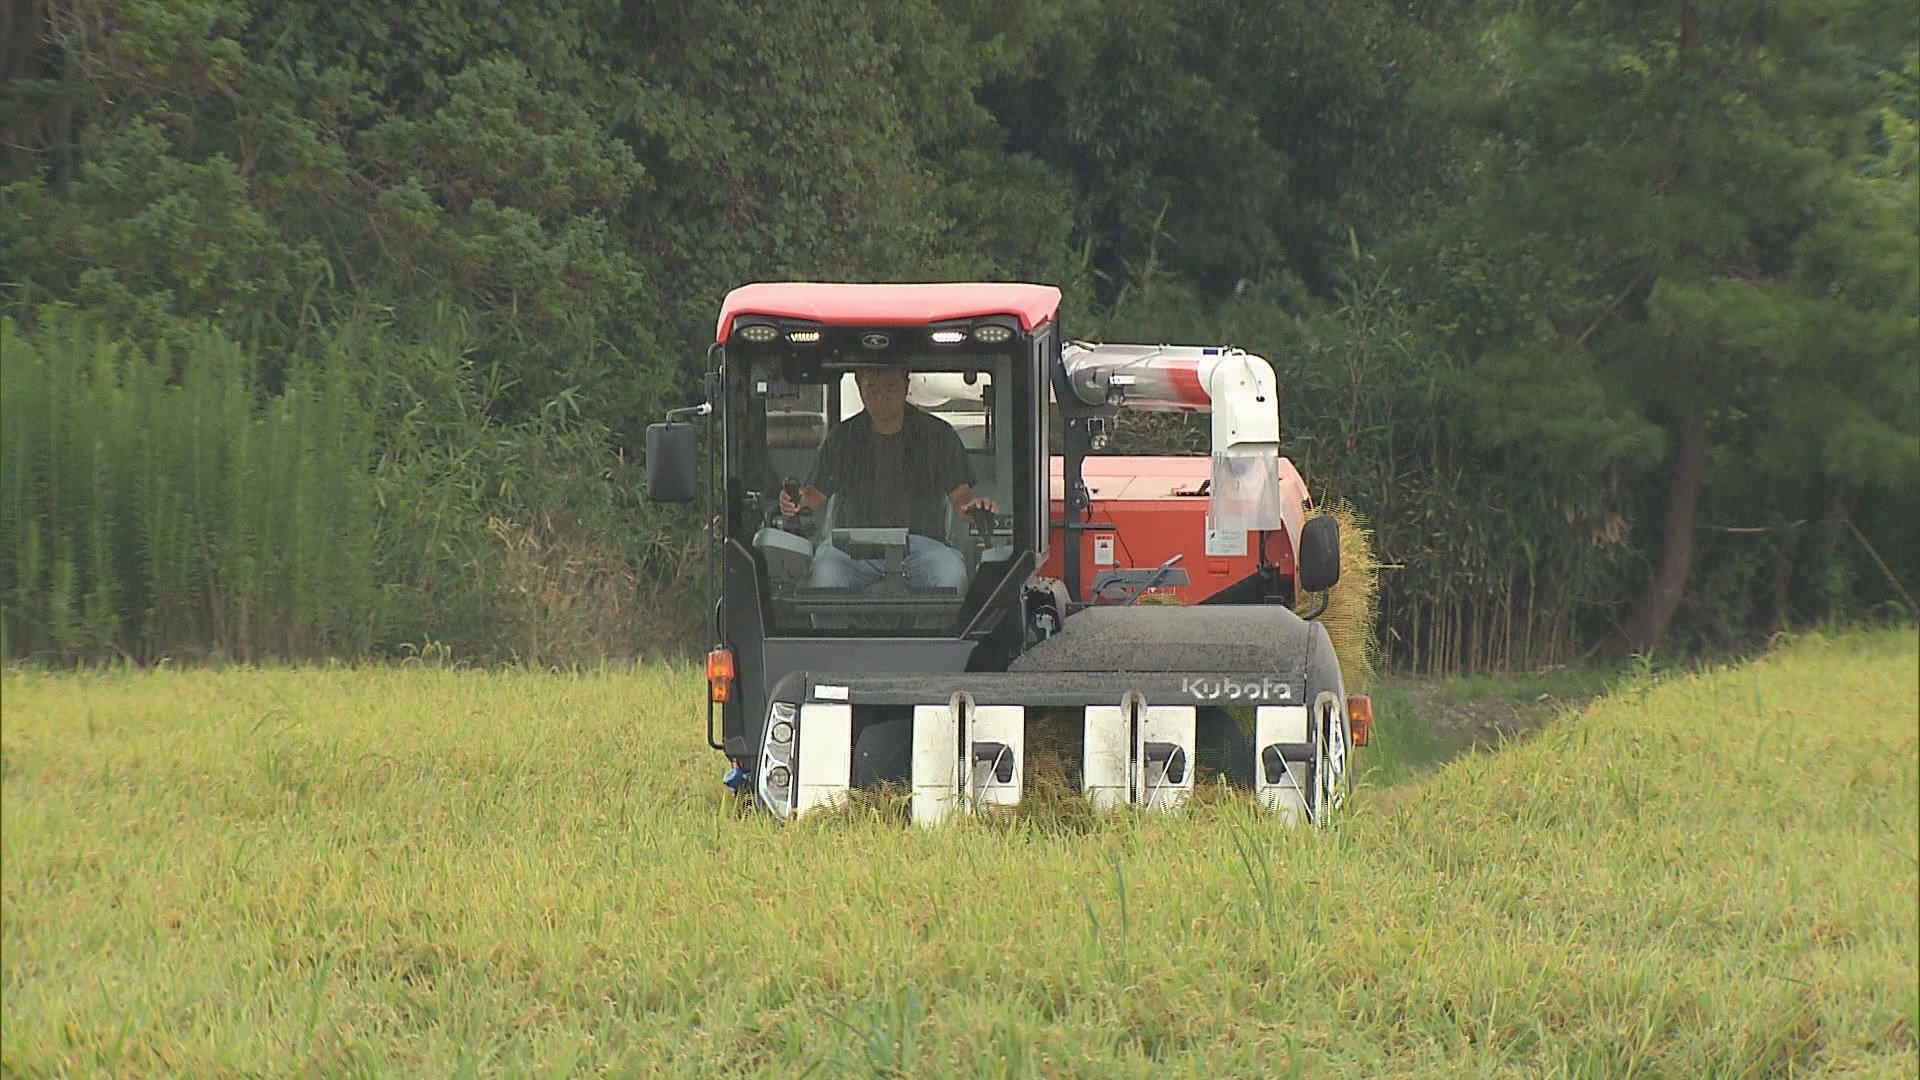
[[1046, 337, 1118, 606]]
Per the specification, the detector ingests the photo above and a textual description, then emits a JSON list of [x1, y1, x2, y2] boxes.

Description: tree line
[[3, 0, 1915, 668]]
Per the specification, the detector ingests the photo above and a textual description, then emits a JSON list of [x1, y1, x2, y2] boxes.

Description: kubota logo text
[[1180, 676, 1297, 701]]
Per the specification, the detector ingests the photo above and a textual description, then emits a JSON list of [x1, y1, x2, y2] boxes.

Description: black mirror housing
[[1297, 514, 1341, 593], [645, 422, 700, 502]]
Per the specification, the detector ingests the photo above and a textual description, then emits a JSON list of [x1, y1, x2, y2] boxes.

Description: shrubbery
[[3, 0, 1914, 668], [0, 315, 699, 664]]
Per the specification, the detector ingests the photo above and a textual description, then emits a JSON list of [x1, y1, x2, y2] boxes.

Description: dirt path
[[1412, 686, 1597, 747], [1367, 669, 1615, 781]]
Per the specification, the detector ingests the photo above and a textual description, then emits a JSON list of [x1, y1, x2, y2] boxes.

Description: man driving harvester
[[777, 363, 996, 592]]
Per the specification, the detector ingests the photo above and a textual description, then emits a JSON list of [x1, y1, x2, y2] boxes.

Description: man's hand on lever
[[950, 487, 998, 538], [949, 486, 996, 517], [779, 481, 826, 517]]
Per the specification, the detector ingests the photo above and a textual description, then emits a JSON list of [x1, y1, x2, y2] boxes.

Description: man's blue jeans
[[809, 534, 968, 591]]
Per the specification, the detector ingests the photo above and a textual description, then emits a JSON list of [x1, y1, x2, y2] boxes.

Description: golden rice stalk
[[1298, 500, 1380, 694], [1011, 714, 1097, 832]]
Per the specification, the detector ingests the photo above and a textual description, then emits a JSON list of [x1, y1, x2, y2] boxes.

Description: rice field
[[3, 630, 1916, 1077]]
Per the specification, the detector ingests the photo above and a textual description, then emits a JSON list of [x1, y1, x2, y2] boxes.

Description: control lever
[[775, 478, 815, 536], [1124, 553, 1185, 605], [966, 506, 997, 550]]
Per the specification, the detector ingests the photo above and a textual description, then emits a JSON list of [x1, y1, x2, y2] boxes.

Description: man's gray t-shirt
[[808, 407, 973, 539]]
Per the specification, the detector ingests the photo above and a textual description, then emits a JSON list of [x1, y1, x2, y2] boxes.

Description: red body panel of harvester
[[1040, 456, 1302, 604]]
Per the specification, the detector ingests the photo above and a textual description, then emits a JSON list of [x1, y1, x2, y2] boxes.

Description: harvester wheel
[[1318, 697, 1353, 820]]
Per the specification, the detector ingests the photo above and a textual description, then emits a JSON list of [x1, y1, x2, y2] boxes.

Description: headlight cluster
[[734, 320, 1016, 349], [930, 324, 1015, 346], [757, 702, 798, 819]]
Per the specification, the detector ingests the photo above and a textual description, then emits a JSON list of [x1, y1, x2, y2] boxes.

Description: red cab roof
[[716, 282, 1062, 343]]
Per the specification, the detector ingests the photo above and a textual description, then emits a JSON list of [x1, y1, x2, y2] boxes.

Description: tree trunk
[[1620, 408, 1707, 654], [1, 0, 50, 184]]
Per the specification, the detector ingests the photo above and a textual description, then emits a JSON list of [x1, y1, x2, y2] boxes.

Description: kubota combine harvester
[[647, 282, 1372, 824]]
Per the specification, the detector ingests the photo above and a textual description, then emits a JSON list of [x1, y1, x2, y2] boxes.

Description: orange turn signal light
[[1347, 694, 1373, 747], [707, 647, 735, 704]]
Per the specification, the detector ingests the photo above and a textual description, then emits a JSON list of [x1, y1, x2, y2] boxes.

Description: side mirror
[[645, 422, 699, 502], [1297, 514, 1341, 593]]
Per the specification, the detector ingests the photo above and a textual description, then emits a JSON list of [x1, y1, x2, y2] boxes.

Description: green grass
[[4, 631, 1916, 1077]]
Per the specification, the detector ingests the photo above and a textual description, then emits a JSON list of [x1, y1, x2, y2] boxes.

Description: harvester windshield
[[724, 351, 1026, 637]]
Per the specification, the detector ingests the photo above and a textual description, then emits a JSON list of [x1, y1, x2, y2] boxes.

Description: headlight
[[758, 702, 799, 819]]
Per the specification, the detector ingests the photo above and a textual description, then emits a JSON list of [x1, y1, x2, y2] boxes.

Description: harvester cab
[[647, 282, 1370, 825]]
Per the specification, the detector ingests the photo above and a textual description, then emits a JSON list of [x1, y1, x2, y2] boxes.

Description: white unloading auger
[[1060, 343, 1288, 535]]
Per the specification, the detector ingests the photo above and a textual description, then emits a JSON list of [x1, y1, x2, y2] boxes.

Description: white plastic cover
[[1082, 704, 1131, 811], [969, 705, 1025, 809], [795, 703, 853, 816], [1136, 705, 1195, 810], [912, 701, 962, 825], [1210, 447, 1285, 533], [1256, 704, 1312, 825]]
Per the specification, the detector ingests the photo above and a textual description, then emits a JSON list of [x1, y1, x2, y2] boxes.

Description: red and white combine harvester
[[648, 282, 1371, 824]]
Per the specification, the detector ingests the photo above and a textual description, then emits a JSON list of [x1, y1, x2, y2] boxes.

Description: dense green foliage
[[2, 317, 378, 660], [3, 0, 1915, 667], [0, 316, 701, 662]]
